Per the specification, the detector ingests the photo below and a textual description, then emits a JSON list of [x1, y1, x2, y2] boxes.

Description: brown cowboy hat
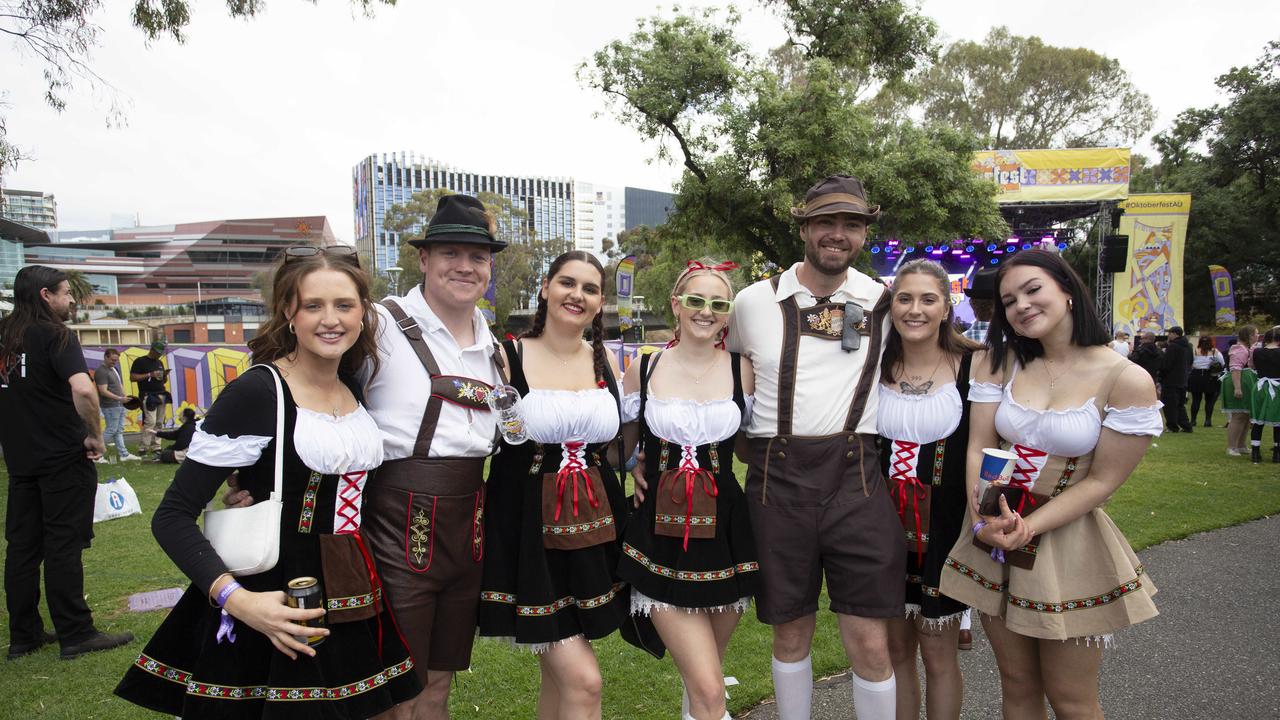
[[789, 175, 881, 222]]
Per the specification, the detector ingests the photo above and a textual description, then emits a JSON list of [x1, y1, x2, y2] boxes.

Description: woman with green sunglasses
[[618, 259, 759, 720]]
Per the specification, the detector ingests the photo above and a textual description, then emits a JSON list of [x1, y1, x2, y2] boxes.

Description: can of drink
[[285, 576, 326, 646]]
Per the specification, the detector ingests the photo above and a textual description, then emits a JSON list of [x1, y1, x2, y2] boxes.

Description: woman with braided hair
[[478, 250, 628, 718], [617, 259, 759, 720]]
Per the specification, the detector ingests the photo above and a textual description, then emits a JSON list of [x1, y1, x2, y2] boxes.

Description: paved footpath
[[741, 515, 1280, 719]]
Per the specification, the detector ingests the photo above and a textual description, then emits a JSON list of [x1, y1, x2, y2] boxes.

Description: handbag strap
[[252, 363, 286, 500]]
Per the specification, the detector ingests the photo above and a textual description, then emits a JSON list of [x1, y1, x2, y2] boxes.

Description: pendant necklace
[[675, 350, 720, 385], [545, 342, 581, 366], [1043, 355, 1076, 389]]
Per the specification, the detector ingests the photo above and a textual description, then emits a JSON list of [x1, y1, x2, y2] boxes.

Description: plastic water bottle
[[486, 384, 529, 445]]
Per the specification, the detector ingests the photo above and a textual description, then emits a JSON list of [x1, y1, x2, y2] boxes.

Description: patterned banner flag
[[1208, 265, 1236, 325], [616, 255, 636, 331], [477, 273, 497, 326]]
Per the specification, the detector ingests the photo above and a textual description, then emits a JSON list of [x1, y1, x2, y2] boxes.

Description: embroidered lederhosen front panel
[[431, 374, 494, 411], [403, 493, 437, 573]]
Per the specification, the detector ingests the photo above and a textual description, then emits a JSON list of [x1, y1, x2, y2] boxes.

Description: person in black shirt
[[130, 340, 169, 455], [1159, 326, 1195, 433], [0, 265, 134, 660], [156, 407, 197, 463], [1129, 331, 1163, 385]]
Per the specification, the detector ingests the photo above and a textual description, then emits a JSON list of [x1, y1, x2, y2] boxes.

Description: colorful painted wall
[[85, 345, 251, 432]]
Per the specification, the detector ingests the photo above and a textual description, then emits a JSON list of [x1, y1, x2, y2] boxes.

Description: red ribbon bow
[[889, 442, 927, 566], [685, 260, 740, 273]]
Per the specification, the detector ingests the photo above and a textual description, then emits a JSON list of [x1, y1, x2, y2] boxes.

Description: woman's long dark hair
[[0, 265, 70, 357], [876, 259, 982, 385], [986, 249, 1110, 375], [247, 250, 380, 381], [523, 250, 609, 385]]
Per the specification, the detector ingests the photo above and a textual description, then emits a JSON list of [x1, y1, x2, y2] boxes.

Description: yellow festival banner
[[971, 148, 1131, 203], [1112, 193, 1192, 335]]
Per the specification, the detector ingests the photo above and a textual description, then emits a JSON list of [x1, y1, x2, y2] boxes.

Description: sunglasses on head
[[284, 245, 359, 265], [677, 294, 733, 314]]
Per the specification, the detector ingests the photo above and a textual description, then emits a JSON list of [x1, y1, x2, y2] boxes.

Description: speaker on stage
[[1101, 235, 1129, 273]]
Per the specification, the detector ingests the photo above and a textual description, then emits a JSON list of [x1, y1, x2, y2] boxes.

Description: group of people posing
[[101, 175, 1163, 720]]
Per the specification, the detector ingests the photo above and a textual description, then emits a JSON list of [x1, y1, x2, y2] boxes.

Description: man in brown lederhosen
[[361, 195, 507, 718], [728, 176, 904, 720]]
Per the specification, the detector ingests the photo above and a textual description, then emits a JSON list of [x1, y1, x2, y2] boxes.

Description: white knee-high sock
[[960, 608, 972, 631], [771, 655, 813, 720], [850, 672, 895, 720], [681, 686, 690, 718]]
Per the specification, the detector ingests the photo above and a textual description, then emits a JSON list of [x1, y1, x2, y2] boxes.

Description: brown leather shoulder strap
[[381, 298, 444, 458], [776, 294, 800, 436]]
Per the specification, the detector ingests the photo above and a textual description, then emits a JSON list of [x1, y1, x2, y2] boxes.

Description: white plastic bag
[[94, 477, 142, 523]]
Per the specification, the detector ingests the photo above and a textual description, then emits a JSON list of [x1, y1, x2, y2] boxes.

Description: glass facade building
[[1, 189, 58, 231], [353, 153, 576, 274], [624, 187, 675, 231]]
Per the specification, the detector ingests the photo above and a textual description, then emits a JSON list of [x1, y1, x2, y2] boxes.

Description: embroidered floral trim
[[528, 448, 544, 476], [407, 498, 434, 572], [623, 542, 757, 582], [931, 438, 947, 487], [709, 442, 721, 473], [658, 439, 670, 470], [298, 472, 323, 533], [134, 653, 413, 701], [514, 583, 624, 616], [326, 587, 381, 611], [906, 573, 923, 584], [133, 652, 192, 686], [943, 556, 1006, 592], [480, 590, 516, 604], [904, 529, 930, 543], [1051, 458, 1079, 498], [472, 492, 484, 562], [453, 379, 490, 405], [655, 514, 716, 526], [922, 585, 940, 598], [1008, 567, 1147, 614], [543, 516, 615, 536]]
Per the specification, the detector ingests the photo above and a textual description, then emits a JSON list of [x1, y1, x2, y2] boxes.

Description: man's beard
[[55, 305, 72, 321], [803, 242, 852, 277]]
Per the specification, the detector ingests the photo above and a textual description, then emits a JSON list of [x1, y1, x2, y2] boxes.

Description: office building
[[1, 188, 58, 231], [624, 187, 675, 231], [353, 153, 575, 273]]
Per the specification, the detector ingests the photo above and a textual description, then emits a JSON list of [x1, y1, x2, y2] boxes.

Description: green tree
[[0, 0, 395, 172], [1149, 40, 1280, 329], [581, 1, 1007, 271], [917, 26, 1155, 150], [381, 188, 570, 330]]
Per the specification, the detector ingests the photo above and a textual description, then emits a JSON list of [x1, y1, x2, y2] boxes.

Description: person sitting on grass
[[155, 407, 198, 464]]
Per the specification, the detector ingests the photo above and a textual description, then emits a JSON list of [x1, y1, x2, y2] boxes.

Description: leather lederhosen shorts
[[745, 433, 906, 625]]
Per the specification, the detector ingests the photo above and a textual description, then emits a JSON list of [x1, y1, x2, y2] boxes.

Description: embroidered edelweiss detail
[[805, 307, 843, 336], [452, 379, 490, 404]]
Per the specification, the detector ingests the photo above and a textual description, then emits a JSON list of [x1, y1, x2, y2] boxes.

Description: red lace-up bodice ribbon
[[662, 444, 718, 551], [889, 440, 927, 565], [554, 442, 599, 521], [1006, 444, 1049, 514]]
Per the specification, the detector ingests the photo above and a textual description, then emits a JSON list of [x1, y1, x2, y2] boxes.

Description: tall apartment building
[[353, 153, 575, 273], [1, 188, 58, 231]]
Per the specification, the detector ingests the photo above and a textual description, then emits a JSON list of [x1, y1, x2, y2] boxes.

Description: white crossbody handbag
[[200, 364, 284, 576]]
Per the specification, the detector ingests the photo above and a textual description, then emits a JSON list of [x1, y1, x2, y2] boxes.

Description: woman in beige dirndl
[[938, 250, 1161, 720]]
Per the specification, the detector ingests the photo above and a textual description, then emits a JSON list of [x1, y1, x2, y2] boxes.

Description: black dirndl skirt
[[114, 583, 419, 719], [618, 470, 759, 612]]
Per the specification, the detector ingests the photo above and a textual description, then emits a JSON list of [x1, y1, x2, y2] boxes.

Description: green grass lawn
[[3, 411, 1277, 719]]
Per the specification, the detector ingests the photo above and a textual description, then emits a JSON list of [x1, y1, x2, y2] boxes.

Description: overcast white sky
[[3, 0, 1277, 241]]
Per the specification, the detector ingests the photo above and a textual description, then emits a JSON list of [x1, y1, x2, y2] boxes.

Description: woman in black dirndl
[[617, 259, 759, 720], [873, 259, 982, 720], [115, 249, 420, 719], [477, 251, 628, 718]]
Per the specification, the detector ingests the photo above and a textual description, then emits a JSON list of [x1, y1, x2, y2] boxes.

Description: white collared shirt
[[358, 288, 501, 460], [727, 263, 887, 437]]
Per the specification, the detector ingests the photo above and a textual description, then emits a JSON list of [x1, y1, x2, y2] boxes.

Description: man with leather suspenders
[[727, 176, 904, 720], [358, 195, 507, 719]]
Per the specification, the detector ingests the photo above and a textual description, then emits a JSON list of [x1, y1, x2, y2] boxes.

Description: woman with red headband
[[617, 258, 759, 720]]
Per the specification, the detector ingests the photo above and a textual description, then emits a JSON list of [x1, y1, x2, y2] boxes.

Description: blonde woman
[[618, 259, 758, 720]]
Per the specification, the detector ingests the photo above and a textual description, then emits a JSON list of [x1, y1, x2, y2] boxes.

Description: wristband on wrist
[[971, 520, 986, 536], [214, 580, 242, 644]]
